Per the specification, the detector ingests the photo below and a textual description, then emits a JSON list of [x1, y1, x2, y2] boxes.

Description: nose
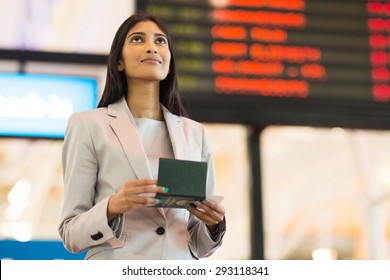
[[146, 40, 158, 54], [146, 48, 157, 54]]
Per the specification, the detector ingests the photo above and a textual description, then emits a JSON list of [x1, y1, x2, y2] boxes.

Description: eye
[[131, 36, 143, 43], [156, 37, 167, 45]]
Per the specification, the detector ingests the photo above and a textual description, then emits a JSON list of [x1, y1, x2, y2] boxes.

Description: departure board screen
[[137, 0, 390, 127]]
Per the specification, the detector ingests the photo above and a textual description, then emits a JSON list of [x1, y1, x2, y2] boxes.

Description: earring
[[117, 65, 123, 71]]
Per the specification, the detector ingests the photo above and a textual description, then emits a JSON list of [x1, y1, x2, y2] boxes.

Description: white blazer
[[58, 97, 225, 259]]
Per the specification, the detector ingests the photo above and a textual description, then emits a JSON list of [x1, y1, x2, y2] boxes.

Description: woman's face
[[118, 20, 171, 83]]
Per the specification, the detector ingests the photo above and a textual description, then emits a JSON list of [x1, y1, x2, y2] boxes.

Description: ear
[[117, 62, 124, 71]]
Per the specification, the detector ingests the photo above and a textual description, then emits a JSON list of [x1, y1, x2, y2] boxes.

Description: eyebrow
[[127, 32, 167, 39]]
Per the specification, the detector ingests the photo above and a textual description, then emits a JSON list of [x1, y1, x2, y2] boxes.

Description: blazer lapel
[[162, 106, 188, 160], [108, 98, 152, 180]]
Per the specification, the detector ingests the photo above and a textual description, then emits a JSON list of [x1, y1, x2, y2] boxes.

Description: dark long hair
[[98, 13, 187, 117]]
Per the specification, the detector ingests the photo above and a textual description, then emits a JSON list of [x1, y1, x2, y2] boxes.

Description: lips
[[141, 57, 162, 64]]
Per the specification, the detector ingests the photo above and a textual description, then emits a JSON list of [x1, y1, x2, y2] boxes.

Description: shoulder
[[179, 115, 202, 128], [177, 115, 210, 145], [178, 115, 213, 158], [67, 108, 108, 127], [65, 108, 108, 137], [69, 108, 107, 121], [174, 114, 206, 136], [162, 105, 204, 132]]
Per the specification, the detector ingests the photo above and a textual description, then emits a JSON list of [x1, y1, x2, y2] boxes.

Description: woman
[[58, 13, 226, 260]]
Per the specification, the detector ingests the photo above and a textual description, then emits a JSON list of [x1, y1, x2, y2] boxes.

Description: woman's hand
[[188, 198, 225, 233], [107, 179, 167, 222]]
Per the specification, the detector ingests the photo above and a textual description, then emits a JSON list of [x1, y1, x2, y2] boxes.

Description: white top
[[134, 118, 174, 179]]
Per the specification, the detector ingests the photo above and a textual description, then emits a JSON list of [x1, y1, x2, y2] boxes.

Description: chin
[[130, 72, 168, 82], [147, 72, 169, 81]]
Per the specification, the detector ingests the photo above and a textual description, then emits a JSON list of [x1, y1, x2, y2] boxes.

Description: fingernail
[[164, 187, 169, 192], [156, 199, 161, 204], [204, 198, 209, 202], [195, 201, 201, 206]]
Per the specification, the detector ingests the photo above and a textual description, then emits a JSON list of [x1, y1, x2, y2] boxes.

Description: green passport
[[155, 158, 208, 208]]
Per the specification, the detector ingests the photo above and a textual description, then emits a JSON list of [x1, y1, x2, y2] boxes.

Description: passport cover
[[155, 158, 208, 208]]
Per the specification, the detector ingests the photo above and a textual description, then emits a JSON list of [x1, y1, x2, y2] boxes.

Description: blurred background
[[1, 0, 390, 260]]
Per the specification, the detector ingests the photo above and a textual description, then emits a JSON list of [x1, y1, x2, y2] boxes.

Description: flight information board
[[137, 0, 390, 128]]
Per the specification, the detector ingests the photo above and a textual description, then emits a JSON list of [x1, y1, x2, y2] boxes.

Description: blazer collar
[[108, 97, 152, 180], [161, 105, 188, 160]]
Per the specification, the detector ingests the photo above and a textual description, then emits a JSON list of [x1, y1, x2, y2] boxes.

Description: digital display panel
[[137, 0, 390, 124], [0, 73, 98, 138]]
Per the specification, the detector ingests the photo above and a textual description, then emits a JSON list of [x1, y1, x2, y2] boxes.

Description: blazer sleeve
[[58, 113, 122, 253], [187, 124, 226, 258]]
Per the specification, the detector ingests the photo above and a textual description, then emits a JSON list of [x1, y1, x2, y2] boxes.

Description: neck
[[126, 80, 163, 120]]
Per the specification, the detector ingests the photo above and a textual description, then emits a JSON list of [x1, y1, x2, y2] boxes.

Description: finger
[[199, 204, 224, 224], [125, 185, 168, 195], [124, 179, 157, 187], [189, 205, 223, 225], [156, 186, 170, 193], [192, 200, 225, 217], [190, 208, 219, 225], [202, 200, 226, 216], [126, 196, 161, 207]]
